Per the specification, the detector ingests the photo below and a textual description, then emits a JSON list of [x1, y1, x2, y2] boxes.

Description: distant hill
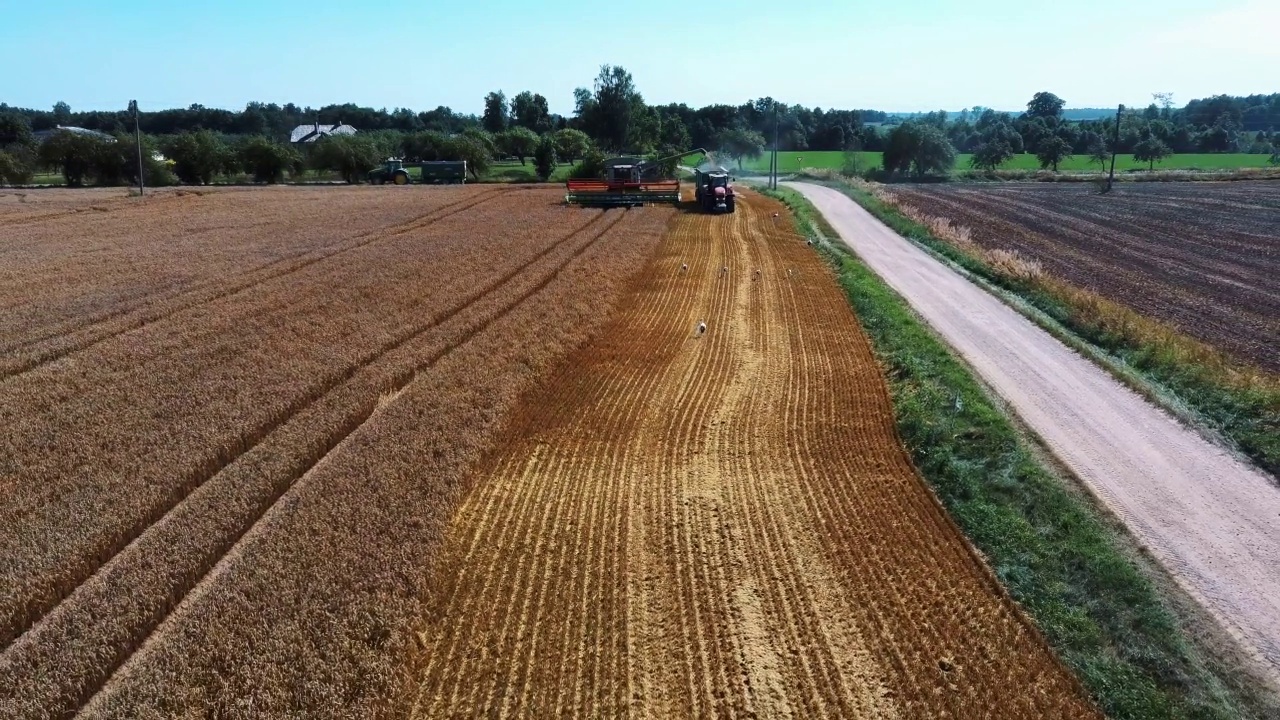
[[886, 108, 1115, 122], [1062, 108, 1115, 121]]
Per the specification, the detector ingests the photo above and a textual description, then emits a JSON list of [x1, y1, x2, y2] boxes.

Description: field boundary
[[767, 186, 1278, 719], [796, 174, 1279, 480]]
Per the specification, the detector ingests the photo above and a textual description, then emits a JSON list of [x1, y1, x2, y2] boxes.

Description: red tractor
[[693, 166, 735, 213]]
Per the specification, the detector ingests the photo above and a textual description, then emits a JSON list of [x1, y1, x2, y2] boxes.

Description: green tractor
[[368, 158, 412, 185]]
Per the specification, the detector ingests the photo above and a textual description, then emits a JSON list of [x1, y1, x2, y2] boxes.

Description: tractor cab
[[605, 162, 642, 184], [368, 157, 411, 185]]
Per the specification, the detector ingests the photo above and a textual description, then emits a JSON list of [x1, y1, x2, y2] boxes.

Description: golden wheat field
[[0, 185, 1095, 718]]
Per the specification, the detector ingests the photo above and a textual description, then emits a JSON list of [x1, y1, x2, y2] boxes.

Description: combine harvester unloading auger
[[565, 148, 707, 208]]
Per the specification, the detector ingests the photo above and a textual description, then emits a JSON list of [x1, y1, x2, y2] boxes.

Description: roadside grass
[[738, 150, 1275, 175], [768, 185, 1276, 720], [807, 175, 1280, 479]]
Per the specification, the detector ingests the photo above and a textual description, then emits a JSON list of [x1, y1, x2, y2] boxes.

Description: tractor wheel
[[393, 171, 410, 185], [725, 197, 735, 213], [371, 175, 384, 185]]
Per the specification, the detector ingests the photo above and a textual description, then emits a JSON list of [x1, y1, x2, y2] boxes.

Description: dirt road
[[787, 181, 1280, 680], [410, 192, 1096, 718]]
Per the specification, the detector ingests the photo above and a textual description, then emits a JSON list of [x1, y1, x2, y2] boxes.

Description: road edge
[[768, 185, 1280, 719]]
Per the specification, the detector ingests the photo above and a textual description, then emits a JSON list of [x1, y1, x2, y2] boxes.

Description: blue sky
[[3, 0, 1276, 115]]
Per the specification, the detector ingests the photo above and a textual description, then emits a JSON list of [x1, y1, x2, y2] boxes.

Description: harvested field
[[0, 185, 672, 718], [889, 181, 1280, 373], [409, 191, 1097, 718]]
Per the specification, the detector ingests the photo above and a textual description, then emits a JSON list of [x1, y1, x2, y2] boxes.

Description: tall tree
[[510, 91, 552, 133], [884, 123, 956, 179], [1087, 136, 1110, 169], [482, 91, 508, 133], [1133, 137, 1172, 170], [52, 101, 72, 126], [0, 112, 34, 146], [498, 126, 539, 165], [574, 65, 652, 153], [1025, 92, 1065, 121], [717, 127, 765, 170], [970, 140, 1013, 171]]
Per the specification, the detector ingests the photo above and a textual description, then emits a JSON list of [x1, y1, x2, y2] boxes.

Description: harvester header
[[565, 148, 706, 208]]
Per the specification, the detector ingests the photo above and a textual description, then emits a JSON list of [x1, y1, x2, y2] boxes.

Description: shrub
[[569, 149, 606, 179], [498, 127, 539, 165], [38, 131, 104, 186], [309, 134, 383, 184], [402, 131, 450, 161], [163, 131, 230, 185], [552, 129, 592, 164], [446, 134, 492, 180], [236, 136, 300, 184], [533, 135, 557, 181], [0, 148, 34, 185]]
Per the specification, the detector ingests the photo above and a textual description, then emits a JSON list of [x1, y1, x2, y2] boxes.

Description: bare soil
[[888, 181, 1280, 372]]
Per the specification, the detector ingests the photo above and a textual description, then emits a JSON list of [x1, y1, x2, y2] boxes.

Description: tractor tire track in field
[[410, 192, 1098, 718], [0, 187, 508, 377], [1, 187, 506, 355], [0, 209, 632, 720]]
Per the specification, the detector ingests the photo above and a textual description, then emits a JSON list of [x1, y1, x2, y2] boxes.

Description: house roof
[[32, 126, 117, 143], [289, 124, 358, 143]]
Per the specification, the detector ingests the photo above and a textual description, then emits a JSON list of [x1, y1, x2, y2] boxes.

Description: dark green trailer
[[420, 161, 467, 184]]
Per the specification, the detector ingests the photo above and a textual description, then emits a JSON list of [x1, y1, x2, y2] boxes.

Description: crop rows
[[0, 187, 672, 719], [890, 181, 1280, 372], [0, 185, 505, 375], [409, 191, 1098, 718]]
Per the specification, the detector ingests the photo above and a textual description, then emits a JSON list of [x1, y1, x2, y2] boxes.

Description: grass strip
[[768, 186, 1275, 720]]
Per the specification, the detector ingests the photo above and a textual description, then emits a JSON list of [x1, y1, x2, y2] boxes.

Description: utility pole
[[1106, 104, 1123, 193], [130, 100, 144, 196], [771, 104, 780, 189]]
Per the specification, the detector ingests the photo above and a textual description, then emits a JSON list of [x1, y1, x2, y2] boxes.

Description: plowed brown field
[[410, 191, 1097, 718], [890, 182, 1280, 372], [0, 186, 672, 719]]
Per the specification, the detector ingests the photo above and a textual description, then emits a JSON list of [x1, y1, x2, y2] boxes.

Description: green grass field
[[737, 150, 1272, 174]]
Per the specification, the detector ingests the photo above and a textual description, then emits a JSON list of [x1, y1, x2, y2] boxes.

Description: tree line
[[879, 91, 1280, 179], [2, 71, 1278, 186]]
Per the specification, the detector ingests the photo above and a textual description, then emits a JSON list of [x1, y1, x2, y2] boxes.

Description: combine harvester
[[565, 149, 706, 208]]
